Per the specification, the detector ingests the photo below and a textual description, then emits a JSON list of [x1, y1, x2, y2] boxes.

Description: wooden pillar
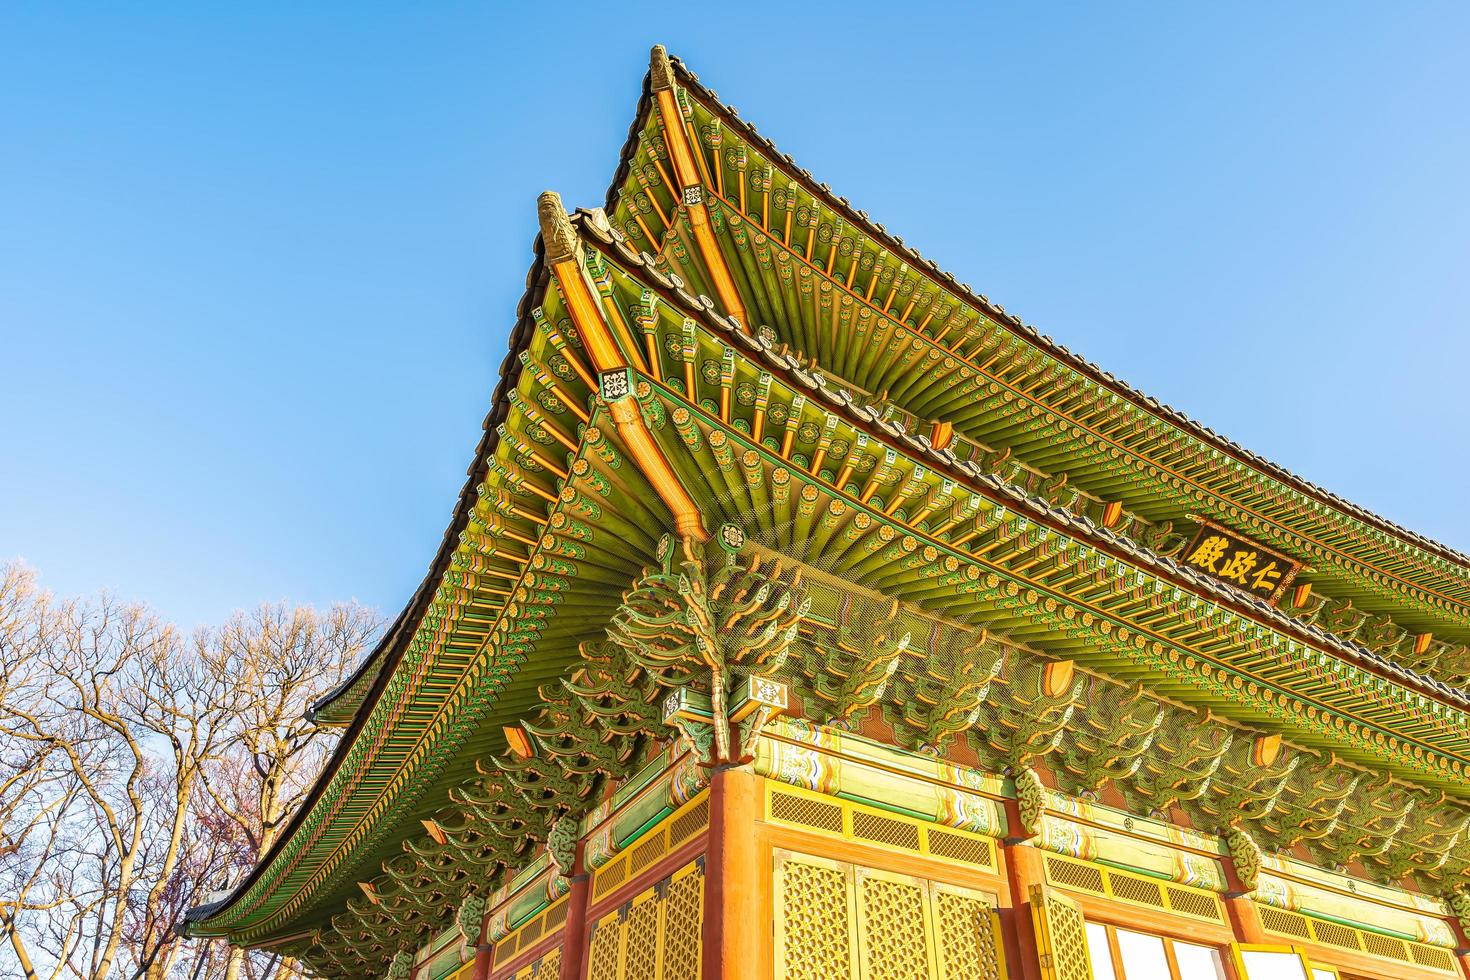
[[1002, 799, 1047, 980], [1221, 855, 1267, 945], [1005, 844, 1049, 980], [559, 843, 592, 980], [703, 767, 762, 979], [1441, 906, 1470, 980], [470, 929, 494, 980]]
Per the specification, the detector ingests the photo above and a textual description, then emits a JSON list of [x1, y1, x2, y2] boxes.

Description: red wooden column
[[1002, 799, 1047, 980], [1441, 906, 1470, 980], [559, 842, 593, 980], [1220, 859, 1268, 946], [471, 921, 494, 980], [1005, 843, 1049, 980], [702, 767, 763, 979]]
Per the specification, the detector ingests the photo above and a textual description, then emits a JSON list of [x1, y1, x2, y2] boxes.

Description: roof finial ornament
[[650, 44, 676, 92], [537, 190, 579, 266]]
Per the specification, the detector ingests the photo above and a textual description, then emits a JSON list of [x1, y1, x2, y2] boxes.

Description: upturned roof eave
[[578, 220, 1470, 720], [613, 52, 1470, 582], [184, 235, 554, 939], [305, 70, 660, 731]]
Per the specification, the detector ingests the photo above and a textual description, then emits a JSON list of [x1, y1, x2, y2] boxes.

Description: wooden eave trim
[[686, 201, 1470, 662], [582, 230, 1470, 720], [606, 74, 1468, 624], [541, 198, 708, 542], [655, 54, 1470, 586], [185, 237, 557, 939], [195, 260, 661, 940], [682, 189, 1470, 642], [219, 419, 596, 942], [646, 377, 1470, 781], [647, 68, 748, 328]]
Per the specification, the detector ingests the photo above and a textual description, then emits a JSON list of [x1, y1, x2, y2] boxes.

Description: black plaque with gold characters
[[1180, 521, 1302, 605]]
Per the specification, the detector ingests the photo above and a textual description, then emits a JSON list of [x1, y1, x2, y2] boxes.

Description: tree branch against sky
[[0, 564, 380, 979]]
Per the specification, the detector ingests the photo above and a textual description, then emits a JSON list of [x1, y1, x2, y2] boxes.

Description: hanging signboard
[[1180, 520, 1303, 605]]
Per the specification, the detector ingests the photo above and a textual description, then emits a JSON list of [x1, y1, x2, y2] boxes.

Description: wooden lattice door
[[773, 849, 1005, 980], [1029, 884, 1094, 980]]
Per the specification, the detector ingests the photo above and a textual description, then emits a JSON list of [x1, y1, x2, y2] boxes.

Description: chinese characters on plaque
[[1181, 522, 1302, 605]]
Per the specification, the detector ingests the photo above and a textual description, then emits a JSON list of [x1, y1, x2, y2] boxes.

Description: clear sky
[[3, 4, 1467, 630]]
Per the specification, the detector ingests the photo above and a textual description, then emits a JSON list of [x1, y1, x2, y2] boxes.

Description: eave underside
[[603, 55, 1470, 660]]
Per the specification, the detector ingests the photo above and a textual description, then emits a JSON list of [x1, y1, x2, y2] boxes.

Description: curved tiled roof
[[637, 52, 1470, 582]]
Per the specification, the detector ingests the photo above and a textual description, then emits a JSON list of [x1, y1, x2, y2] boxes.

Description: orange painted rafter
[[650, 45, 748, 332], [540, 191, 708, 542]]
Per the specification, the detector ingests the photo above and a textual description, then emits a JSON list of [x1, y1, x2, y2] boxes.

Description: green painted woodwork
[[189, 53, 1470, 977], [609, 55, 1470, 666]]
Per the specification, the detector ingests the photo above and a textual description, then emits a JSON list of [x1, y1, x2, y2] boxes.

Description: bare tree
[[201, 604, 376, 861], [0, 565, 378, 980], [2, 575, 149, 978], [197, 604, 378, 980]]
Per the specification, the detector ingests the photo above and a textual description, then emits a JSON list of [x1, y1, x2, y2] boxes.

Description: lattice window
[[1256, 902, 1458, 975], [765, 783, 999, 873], [577, 860, 704, 980], [586, 908, 623, 979], [1108, 873, 1163, 909], [932, 886, 1003, 980], [1030, 884, 1093, 980], [623, 892, 662, 980], [851, 812, 921, 852], [1045, 856, 1106, 896], [1257, 905, 1312, 940], [770, 789, 844, 833], [544, 901, 569, 932], [662, 864, 705, 980], [532, 945, 561, 977], [629, 829, 669, 875], [1412, 944, 1458, 971], [776, 855, 855, 980], [669, 797, 710, 847], [1309, 919, 1361, 951], [774, 849, 1002, 980], [1163, 886, 1218, 921], [494, 932, 519, 968], [927, 829, 993, 868], [856, 870, 931, 980], [1045, 853, 1223, 924], [594, 856, 629, 898]]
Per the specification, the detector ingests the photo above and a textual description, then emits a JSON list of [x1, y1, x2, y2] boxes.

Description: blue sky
[[3, 4, 1467, 629]]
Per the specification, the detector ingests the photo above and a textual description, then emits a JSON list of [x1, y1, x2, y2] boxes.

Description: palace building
[[186, 47, 1470, 980]]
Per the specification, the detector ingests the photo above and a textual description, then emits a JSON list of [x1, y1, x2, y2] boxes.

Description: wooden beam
[[650, 46, 748, 331], [608, 393, 707, 541], [541, 190, 707, 542]]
